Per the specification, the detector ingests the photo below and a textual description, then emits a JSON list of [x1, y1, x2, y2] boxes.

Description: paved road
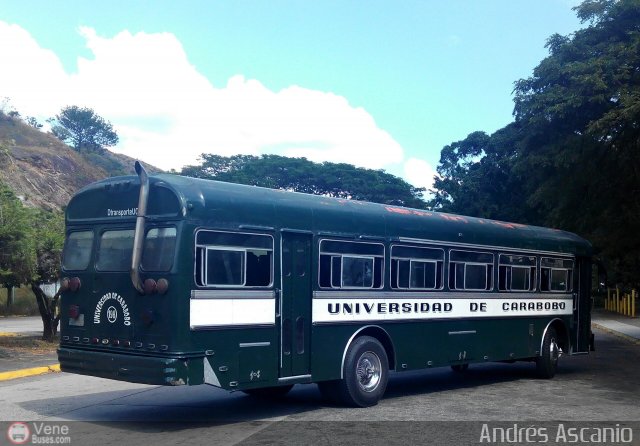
[[0, 327, 639, 445], [0, 316, 42, 334]]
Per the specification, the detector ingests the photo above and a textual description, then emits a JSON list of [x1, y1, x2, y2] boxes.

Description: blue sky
[[0, 1, 583, 188]]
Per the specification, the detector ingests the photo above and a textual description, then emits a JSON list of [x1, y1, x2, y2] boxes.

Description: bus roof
[[66, 172, 592, 257]]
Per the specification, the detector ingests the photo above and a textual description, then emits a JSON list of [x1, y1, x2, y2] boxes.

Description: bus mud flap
[[203, 357, 221, 387]]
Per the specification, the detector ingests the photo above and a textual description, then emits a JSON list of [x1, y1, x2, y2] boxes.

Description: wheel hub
[[356, 351, 381, 392]]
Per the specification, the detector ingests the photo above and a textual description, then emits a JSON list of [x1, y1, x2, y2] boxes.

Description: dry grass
[[0, 333, 58, 354]]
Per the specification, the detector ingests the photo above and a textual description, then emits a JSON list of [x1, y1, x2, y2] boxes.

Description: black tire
[[242, 384, 294, 398], [536, 326, 560, 379], [336, 336, 389, 407], [451, 364, 469, 373]]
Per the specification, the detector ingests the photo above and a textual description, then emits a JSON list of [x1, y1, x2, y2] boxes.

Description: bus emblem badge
[[107, 306, 118, 323]]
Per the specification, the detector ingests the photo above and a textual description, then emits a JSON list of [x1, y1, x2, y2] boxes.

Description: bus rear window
[[96, 230, 134, 271], [62, 231, 94, 270], [142, 227, 177, 272]]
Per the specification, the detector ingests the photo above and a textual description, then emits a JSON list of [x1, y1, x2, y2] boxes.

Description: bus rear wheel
[[536, 327, 559, 379], [242, 384, 294, 398], [337, 336, 389, 407]]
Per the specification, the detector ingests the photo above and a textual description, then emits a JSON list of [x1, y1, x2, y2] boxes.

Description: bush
[[0, 287, 39, 316]]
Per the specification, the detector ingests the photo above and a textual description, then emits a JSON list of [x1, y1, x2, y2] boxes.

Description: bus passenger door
[[280, 232, 312, 378]]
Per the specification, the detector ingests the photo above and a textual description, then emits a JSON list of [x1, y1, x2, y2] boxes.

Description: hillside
[[0, 112, 161, 211]]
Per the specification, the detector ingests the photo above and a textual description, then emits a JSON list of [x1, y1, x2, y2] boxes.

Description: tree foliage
[[49, 105, 119, 153], [430, 0, 640, 284], [182, 154, 428, 208], [0, 182, 64, 340]]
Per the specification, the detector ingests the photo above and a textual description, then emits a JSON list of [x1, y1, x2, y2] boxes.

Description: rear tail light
[[68, 305, 80, 319], [141, 278, 169, 295], [143, 278, 157, 295], [157, 278, 169, 294], [69, 277, 81, 292]]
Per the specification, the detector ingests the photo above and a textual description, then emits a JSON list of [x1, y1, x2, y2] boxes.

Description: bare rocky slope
[[0, 113, 161, 211]]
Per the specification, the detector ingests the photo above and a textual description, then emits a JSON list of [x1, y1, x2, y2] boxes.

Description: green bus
[[58, 162, 594, 407]]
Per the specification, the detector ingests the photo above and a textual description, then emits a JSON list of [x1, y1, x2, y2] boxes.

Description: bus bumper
[[57, 347, 203, 386]]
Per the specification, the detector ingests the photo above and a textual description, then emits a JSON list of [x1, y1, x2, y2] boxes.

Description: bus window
[[319, 240, 384, 289], [342, 256, 374, 288], [206, 248, 245, 285], [449, 250, 494, 291], [540, 258, 574, 292], [96, 230, 135, 271], [195, 230, 273, 288], [498, 254, 536, 292], [62, 231, 94, 271], [142, 227, 177, 272], [391, 245, 444, 290]]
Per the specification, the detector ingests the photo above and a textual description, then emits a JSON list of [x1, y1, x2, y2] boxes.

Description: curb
[[0, 364, 60, 382], [592, 322, 640, 346]]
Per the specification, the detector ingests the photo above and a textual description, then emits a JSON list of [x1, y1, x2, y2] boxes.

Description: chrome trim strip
[[190, 323, 275, 330], [239, 342, 271, 348], [339, 325, 393, 379], [278, 374, 312, 382], [539, 318, 564, 356], [191, 289, 275, 299], [448, 330, 477, 335], [313, 290, 572, 300]]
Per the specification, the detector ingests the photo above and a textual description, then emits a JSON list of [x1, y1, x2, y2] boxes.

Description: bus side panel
[[310, 316, 566, 382], [190, 327, 280, 389]]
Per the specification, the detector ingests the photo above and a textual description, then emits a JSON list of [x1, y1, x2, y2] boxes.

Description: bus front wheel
[[338, 336, 389, 407], [536, 327, 559, 379]]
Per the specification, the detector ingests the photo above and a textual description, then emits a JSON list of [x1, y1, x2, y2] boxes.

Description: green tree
[[511, 0, 640, 282], [24, 116, 43, 129], [182, 154, 428, 208], [0, 182, 64, 340], [430, 0, 640, 283], [49, 105, 119, 153], [0, 183, 34, 308]]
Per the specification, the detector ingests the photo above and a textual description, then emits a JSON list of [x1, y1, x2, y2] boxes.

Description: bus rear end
[[58, 164, 194, 386]]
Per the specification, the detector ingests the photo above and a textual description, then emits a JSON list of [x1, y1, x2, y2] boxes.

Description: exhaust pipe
[[131, 161, 149, 293]]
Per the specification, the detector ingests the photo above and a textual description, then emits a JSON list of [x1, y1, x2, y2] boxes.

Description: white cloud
[[0, 22, 420, 181], [403, 157, 437, 190]]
